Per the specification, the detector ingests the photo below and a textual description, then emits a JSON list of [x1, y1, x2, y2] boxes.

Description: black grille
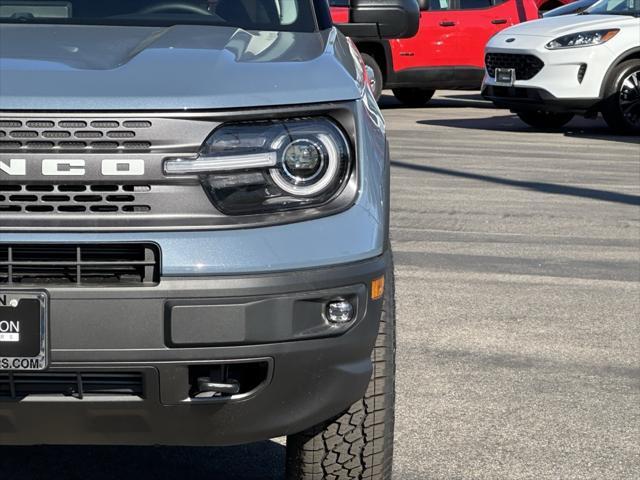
[[0, 244, 160, 285], [0, 372, 144, 400], [0, 119, 152, 152], [485, 53, 544, 80], [0, 184, 152, 214]]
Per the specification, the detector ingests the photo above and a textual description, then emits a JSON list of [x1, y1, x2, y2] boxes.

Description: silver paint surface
[[0, 24, 361, 110]]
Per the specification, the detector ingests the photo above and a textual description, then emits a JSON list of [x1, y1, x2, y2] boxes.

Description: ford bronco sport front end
[[0, 1, 419, 478]]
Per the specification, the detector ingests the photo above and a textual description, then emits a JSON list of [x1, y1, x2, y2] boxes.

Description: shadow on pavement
[[377, 90, 638, 144], [563, 129, 640, 145], [2, 442, 285, 480], [417, 114, 640, 145], [379, 92, 495, 110], [439, 93, 487, 102], [391, 161, 640, 206], [418, 114, 532, 132]]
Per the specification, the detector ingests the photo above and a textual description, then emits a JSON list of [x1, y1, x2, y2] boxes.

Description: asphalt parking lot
[[4, 91, 639, 479]]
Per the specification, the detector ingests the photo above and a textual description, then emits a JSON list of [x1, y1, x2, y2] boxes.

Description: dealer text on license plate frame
[[0, 291, 49, 371]]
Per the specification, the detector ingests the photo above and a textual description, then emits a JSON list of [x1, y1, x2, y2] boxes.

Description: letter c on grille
[[42, 159, 86, 176], [101, 159, 145, 176]]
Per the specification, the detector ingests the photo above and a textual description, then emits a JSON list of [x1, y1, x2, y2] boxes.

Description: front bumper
[[0, 252, 389, 446], [482, 33, 612, 112]]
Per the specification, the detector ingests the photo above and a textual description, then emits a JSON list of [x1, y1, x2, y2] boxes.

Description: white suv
[[482, 0, 640, 133]]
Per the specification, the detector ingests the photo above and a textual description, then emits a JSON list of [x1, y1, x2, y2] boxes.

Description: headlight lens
[[165, 117, 352, 215], [545, 29, 619, 49]]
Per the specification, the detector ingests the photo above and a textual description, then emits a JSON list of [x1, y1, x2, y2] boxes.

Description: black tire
[[361, 53, 383, 102], [516, 110, 574, 130], [286, 263, 396, 480], [392, 87, 435, 107], [601, 59, 640, 134]]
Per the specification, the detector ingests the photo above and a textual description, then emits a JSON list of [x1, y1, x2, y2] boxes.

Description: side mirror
[[336, 0, 420, 40]]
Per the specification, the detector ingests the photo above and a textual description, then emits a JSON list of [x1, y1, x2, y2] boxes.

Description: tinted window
[[0, 0, 317, 31], [429, 0, 451, 9], [459, 0, 492, 8], [329, 0, 350, 6], [544, 0, 596, 16], [586, 0, 639, 15]]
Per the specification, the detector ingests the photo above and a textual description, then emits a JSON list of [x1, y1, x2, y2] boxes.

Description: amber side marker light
[[371, 276, 385, 300]]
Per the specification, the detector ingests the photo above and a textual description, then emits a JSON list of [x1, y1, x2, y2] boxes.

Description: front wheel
[[286, 263, 396, 480], [392, 87, 435, 107], [516, 111, 574, 130], [601, 60, 640, 134]]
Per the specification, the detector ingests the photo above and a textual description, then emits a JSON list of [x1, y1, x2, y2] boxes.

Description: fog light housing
[[327, 299, 355, 323]]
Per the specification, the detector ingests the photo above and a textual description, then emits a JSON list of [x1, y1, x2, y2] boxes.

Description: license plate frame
[[0, 291, 49, 371], [495, 68, 516, 87]]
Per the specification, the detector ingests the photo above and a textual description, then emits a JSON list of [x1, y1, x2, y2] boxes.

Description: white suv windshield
[[586, 0, 640, 15], [0, 0, 317, 31]]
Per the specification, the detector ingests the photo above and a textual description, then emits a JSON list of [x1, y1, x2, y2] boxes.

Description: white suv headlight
[[545, 29, 620, 49]]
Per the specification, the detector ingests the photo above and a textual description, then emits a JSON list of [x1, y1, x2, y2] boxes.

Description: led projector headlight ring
[[270, 133, 342, 197]]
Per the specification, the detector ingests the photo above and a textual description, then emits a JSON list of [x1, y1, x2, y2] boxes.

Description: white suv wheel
[[602, 60, 640, 134], [619, 70, 640, 129]]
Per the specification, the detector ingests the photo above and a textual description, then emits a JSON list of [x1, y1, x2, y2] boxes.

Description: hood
[[0, 24, 361, 111], [498, 14, 638, 37]]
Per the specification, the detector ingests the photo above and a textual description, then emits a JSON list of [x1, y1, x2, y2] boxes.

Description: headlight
[[164, 117, 353, 215], [545, 29, 619, 50]]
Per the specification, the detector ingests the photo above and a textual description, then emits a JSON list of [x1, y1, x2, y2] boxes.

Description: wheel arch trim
[[599, 47, 640, 99]]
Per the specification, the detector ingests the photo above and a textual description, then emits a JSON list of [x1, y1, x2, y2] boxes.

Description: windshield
[[543, 0, 597, 17], [585, 0, 640, 15], [0, 0, 317, 31]]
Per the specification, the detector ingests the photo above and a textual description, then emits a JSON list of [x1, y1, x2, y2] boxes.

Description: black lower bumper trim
[[0, 252, 390, 446], [482, 85, 600, 114]]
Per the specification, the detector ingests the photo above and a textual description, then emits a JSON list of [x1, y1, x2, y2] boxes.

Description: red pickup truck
[[332, 0, 545, 105]]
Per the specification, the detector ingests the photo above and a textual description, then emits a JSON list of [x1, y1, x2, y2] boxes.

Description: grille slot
[[0, 118, 153, 152], [0, 243, 160, 286], [0, 184, 152, 214], [0, 372, 144, 400], [485, 53, 544, 80]]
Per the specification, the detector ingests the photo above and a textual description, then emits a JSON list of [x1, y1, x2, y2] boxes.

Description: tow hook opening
[[188, 361, 270, 400]]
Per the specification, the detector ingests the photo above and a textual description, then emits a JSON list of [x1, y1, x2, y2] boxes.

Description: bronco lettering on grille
[[0, 159, 145, 177]]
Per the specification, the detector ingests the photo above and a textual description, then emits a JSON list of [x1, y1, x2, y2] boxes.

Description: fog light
[[327, 299, 354, 323]]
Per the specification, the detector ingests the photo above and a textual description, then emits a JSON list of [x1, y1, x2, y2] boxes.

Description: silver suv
[[0, 1, 418, 478]]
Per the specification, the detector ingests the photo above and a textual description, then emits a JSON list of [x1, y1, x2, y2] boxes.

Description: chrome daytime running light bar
[[164, 151, 278, 174]]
